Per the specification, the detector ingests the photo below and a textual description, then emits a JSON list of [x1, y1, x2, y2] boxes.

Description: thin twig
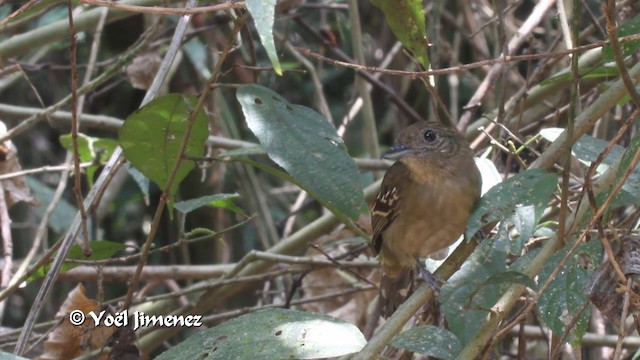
[[80, 0, 245, 15], [6, 155, 73, 291], [295, 32, 640, 80], [0, 162, 92, 180], [67, 0, 91, 256]]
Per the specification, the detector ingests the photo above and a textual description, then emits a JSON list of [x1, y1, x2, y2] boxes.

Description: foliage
[[2, 0, 640, 359], [156, 308, 366, 359]]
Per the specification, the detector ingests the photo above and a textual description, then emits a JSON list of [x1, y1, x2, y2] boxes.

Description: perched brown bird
[[372, 121, 482, 318]]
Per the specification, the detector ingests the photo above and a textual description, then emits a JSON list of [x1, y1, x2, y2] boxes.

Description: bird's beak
[[381, 144, 414, 160]]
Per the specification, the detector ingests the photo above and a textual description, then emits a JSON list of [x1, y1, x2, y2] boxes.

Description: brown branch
[[66, 0, 91, 256], [122, 12, 250, 310]]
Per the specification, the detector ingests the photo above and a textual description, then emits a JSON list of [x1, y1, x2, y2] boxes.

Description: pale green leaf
[[236, 84, 367, 221], [246, 0, 282, 75], [155, 308, 366, 359]]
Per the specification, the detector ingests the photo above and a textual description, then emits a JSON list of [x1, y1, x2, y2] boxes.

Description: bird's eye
[[423, 129, 437, 142]]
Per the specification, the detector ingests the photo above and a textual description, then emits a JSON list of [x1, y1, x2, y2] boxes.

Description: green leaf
[[236, 84, 368, 221], [391, 325, 461, 359], [246, 0, 282, 75], [174, 193, 246, 216], [441, 240, 507, 345], [603, 14, 640, 60], [370, 0, 429, 69], [466, 169, 557, 240], [28, 240, 126, 282], [538, 241, 598, 345], [26, 176, 76, 233], [59, 133, 118, 184], [59, 134, 117, 163], [119, 94, 208, 205], [155, 308, 366, 360]]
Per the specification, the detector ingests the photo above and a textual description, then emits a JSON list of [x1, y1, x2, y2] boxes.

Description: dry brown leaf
[[38, 284, 115, 360], [0, 121, 35, 208]]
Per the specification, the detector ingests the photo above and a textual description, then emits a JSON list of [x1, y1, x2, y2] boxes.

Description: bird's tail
[[378, 267, 415, 318]]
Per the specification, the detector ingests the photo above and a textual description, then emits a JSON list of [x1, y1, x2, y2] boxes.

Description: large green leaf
[[370, 0, 429, 69], [155, 308, 365, 359], [246, 0, 282, 75], [119, 94, 208, 202], [236, 84, 367, 220]]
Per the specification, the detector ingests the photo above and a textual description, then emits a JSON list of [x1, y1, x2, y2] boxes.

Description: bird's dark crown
[[382, 121, 463, 160]]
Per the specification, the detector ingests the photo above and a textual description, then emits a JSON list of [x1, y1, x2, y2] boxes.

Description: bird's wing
[[371, 162, 409, 254]]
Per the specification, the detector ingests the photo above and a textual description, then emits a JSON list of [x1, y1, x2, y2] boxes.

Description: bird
[[371, 121, 482, 318]]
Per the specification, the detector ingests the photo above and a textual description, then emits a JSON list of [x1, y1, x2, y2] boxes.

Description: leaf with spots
[[119, 94, 208, 207], [539, 127, 624, 174], [236, 84, 367, 221], [466, 168, 557, 243], [370, 0, 429, 69], [538, 241, 598, 345], [440, 239, 508, 345], [391, 325, 461, 360], [540, 127, 640, 207], [603, 14, 640, 60], [155, 308, 365, 359]]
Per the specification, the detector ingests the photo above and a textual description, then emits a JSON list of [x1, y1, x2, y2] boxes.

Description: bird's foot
[[418, 266, 443, 292]]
